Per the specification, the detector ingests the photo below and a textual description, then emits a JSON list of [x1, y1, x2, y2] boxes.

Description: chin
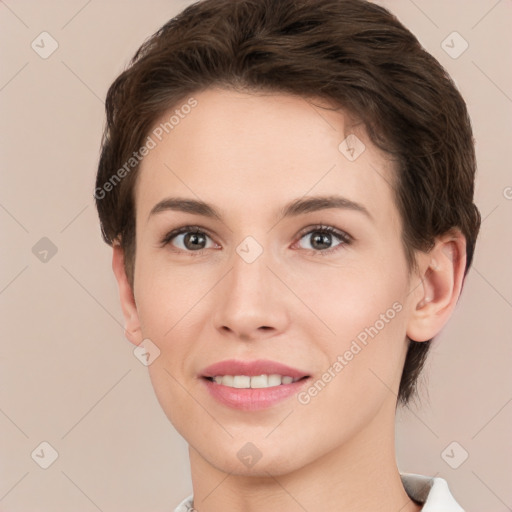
[[207, 446, 304, 477]]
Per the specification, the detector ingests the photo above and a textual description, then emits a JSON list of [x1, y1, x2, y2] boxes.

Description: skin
[[112, 87, 466, 511]]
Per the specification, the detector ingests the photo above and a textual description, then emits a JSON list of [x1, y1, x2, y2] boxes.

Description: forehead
[[135, 87, 399, 228]]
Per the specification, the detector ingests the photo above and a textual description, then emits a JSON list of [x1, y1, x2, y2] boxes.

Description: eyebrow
[[147, 194, 372, 223]]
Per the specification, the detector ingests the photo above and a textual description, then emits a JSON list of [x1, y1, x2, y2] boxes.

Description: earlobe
[[406, 230, 467, 342], [112, 242, 143, 346]]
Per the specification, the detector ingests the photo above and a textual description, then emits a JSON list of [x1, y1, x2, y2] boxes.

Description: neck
[[187, 403, 421, 512]]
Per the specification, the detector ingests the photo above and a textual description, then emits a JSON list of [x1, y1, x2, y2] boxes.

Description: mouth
[[200, 359, 311, 411]]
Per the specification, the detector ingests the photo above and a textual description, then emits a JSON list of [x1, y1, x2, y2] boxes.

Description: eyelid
[[158, 225, 217, 249], [295, 224, 352, 243]]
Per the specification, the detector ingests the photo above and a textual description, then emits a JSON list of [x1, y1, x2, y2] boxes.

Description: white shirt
[[173, 473, 464, 511]]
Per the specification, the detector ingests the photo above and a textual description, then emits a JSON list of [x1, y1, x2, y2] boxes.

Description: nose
[[212, 244, 290, 341]]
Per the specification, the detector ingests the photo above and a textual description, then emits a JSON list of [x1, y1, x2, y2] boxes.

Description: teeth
[[210, 374, 301, 389], [250, 374, 268, 388], [267, 374, 282, 386], [220, 375, 233, 386], [233, 375, 251, 388]]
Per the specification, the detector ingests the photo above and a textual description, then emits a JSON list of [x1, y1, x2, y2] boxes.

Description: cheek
[[291, 256, 408, 339], [134, 255, 215, 339], [146, 359, 210, 448], [292, 258, 410, 395], [134, 260, 215, 427]]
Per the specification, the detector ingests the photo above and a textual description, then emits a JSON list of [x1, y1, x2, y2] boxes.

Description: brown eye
[[182, 231, 207, 250], [309, 232, 334, 250], [161, 226, 216, 253], [296, 225, 351, 253]]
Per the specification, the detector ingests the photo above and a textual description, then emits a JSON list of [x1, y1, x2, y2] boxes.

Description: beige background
[[1, 0, 511, 510]]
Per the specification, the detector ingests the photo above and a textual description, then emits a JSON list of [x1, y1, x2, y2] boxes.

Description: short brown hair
[[95, 0, 480, 405]]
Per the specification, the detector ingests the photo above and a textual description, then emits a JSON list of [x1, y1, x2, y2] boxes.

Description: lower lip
[[202, 377, 310, 411]]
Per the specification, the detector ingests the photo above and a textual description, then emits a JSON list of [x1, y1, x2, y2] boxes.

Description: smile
[[206, 374, 305, 388]]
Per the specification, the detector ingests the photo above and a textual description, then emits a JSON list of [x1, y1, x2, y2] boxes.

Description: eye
[[160, 224, 351, 256], [160, 225, 218, 254], [295, 225, 351, 254]]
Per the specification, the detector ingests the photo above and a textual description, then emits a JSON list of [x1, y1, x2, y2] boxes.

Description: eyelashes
[[159, 224, 353, 256], [159, 226, 218, 255]]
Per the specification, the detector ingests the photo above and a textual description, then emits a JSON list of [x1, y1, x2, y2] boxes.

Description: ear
[[406, 229, 467, 342], [112, 241, 143, 346]]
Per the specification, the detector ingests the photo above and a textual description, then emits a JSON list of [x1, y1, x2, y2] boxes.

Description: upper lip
[[201, 359, 310, 379]]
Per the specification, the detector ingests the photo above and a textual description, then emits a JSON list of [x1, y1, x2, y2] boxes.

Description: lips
[[200, 359, 311, 411], [201, 359, 309, 379]]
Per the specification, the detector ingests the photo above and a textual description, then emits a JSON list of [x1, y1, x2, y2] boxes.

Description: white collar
[[400, 473, 465, 511], [174, 473, 465, 511]]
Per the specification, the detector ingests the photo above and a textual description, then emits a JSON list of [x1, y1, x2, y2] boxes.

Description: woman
[[95, 0, 480, 509]]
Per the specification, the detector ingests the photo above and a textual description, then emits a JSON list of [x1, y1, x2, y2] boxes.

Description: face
[[124, 87, 421, 476]]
